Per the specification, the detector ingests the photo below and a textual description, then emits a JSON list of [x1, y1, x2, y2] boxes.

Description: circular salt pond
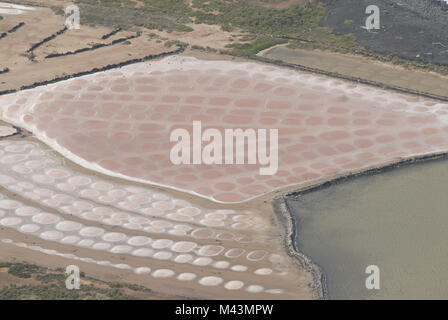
[[177, 273, 196, 281], [152, 269, 174, 278], [224, 280, 244, 290], [199, 276, 223, 287], [0, 126, 17, 137]]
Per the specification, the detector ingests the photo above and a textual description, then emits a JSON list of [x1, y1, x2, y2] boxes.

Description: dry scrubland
[[0, 5, 183, 93], [1, 0, 448, 94]]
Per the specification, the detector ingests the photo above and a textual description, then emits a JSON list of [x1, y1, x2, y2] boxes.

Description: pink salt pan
[[1, 56, 448, 203]]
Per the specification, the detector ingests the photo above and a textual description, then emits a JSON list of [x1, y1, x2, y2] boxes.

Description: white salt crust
[[0, 126, 17, 137]]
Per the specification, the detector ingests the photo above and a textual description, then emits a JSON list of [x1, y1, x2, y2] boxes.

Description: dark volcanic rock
[[319, 0, 448, 65]]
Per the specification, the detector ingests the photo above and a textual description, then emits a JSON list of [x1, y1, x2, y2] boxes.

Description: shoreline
[[277, 150, 448, 300], [272, 197, 328, 300]]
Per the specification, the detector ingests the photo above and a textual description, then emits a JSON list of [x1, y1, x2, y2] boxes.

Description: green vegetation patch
[[107, 282, 151, 292], [192, 0, 325, 36], [226, 36, 287, 55], [0, 283, 137, 300], [73, 0, 194, 32], [0, 262, 150, 300], [7, 263, 44, 279], [50, 6, 65, 16]]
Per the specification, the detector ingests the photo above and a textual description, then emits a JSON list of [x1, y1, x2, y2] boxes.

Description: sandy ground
[[154, 23, 241, 50], [0, 234, 189, 299], [0, 5, 175, 92], [261, 44, 448, 97]]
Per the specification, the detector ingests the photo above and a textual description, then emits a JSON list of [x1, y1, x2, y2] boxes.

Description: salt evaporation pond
[[2, 56, 448, 203]]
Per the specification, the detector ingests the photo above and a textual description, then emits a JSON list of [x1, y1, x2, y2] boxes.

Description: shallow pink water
[[1, 56, 448, 203]]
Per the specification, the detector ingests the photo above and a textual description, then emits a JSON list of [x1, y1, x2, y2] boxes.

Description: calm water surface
[[287, 159, 448, 299]]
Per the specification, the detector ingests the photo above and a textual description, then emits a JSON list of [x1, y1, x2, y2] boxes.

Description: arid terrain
[[1, 0, 448, 301]]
